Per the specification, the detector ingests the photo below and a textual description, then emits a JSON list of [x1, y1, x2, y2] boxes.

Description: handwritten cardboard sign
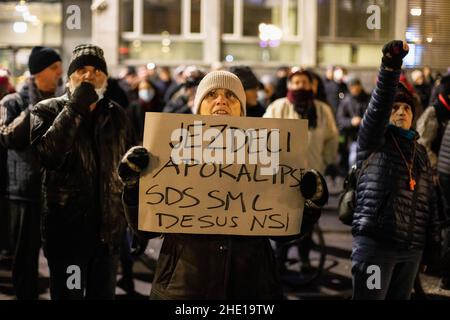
[[138, 113, 308, 236]]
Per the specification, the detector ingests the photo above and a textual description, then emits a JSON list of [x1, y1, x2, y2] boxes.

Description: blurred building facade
[[0, 0, 450, 79]]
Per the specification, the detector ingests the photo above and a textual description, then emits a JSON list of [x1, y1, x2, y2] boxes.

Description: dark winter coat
[[324, 79, 348, 113], [30, 94, 135, 259], [438, 123, 450, 175], [155, 79, 175, 98], [353, 66, 441, 255], [0, 80, 52, 201], [336, 91, 370, 142]]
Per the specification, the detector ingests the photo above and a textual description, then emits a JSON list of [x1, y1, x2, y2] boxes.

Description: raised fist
[[381, 40, 409, 70]]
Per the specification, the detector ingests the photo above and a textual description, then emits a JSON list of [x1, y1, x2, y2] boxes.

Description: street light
[[258, 23, 283, 48], [13, 21, 27, 33], [410, 8, 422, 16], [15, 0, 28, 13], [258, 23, 283, 62]]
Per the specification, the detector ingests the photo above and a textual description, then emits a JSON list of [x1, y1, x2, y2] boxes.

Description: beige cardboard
[[139, 113, 308, 236]]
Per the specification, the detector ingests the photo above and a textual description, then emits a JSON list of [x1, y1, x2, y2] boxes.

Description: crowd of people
[[0, 39, 449, 300]]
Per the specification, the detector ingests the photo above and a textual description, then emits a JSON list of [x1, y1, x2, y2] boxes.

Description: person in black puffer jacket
[[351, 40, 442, 300]]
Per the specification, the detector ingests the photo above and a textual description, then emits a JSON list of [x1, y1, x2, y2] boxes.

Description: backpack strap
[[354, 148, 379, 187]]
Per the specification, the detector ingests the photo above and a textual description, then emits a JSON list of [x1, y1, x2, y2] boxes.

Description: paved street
[[1, 178, 449, 300]]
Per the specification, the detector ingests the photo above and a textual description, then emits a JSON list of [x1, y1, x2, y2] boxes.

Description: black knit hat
[[229, 65, 263, 90], [394, 82, 416, 117], [28, 46, 61, 75], [67, 44, 108, 77]]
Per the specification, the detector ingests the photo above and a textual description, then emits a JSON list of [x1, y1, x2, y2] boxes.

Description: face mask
[[139, 89, 155, 102], [287, 89, 314, 107], [287, 89, 317, 128], [257, 90, 267, 103]]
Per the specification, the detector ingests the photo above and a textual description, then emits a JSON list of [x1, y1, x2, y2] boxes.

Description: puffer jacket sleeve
[[30, 100, 82, 170], [0, 94, 30, 150], [357, 66, 401, 163]]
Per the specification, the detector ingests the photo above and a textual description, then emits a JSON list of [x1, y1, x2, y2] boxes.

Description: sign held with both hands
[[138, 113, 308, 236]]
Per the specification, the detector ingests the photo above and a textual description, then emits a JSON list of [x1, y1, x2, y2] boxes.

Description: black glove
[[300, 169, 329, 208], [68, 82, 98, 116], [118, 146, 150, 186], [381, 40, 409, 70]]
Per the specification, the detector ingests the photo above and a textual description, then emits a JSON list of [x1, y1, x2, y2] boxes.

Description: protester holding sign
[[351, 40, 441, 300], [118, 70, 328, 299]]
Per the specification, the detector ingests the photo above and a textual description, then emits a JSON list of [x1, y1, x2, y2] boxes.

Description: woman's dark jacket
[[30, 94, 135, 259], [353, 66, 441, 257]]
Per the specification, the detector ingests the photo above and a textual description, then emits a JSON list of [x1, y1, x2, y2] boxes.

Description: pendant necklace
[[390, 132, 416, 191]]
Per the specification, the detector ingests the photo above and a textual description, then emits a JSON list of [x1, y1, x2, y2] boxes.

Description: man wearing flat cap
[[30, 44, 135, 299], [0, 46, 63, 299]]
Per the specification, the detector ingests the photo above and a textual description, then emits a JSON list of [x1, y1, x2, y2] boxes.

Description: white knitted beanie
[[192, 70, 246, 116]]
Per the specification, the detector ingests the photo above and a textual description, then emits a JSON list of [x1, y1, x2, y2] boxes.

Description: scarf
[[287, 89, 317, 129]]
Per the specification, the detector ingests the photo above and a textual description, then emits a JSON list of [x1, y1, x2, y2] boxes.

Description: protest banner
[[138, 113, 308, 236]]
